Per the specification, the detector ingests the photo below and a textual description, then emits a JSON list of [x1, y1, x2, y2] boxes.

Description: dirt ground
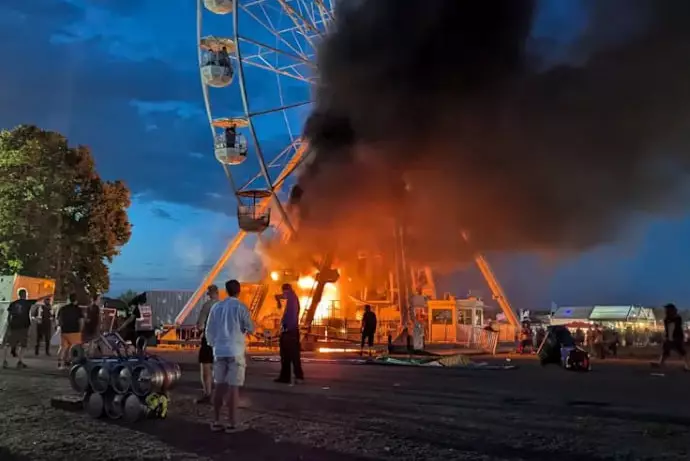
[[1, 351, 689, 460]]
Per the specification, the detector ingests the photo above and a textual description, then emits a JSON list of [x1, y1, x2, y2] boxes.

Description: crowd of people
[[195, 280, 310, 432], [194, 279, 379, 432], [518, 303, 690, 371], [2, 290, 142, 370]]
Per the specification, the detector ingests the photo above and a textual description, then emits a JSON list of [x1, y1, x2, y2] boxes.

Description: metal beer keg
[[104, 392, 126, 420], [111, 362, 133, 394], [151, 357, 182, 391], [123, 394, 147, 423], [83, 392, 104, 419], [89, 360, 113, 393], [69, 364, 90, 393], [131, 360, 163, 396]]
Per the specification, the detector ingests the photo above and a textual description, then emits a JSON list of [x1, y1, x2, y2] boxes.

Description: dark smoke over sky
[[294, 0, 690, 268]]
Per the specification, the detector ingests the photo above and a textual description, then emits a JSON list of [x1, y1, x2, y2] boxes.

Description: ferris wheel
[[174, 0, 335, 323]]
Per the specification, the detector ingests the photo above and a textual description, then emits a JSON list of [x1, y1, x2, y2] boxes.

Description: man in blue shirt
[[205, 279, 254, 432], [274, 283, 304, 384]]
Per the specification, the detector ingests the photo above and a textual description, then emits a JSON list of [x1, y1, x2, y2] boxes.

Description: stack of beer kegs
[[68, 343, 181, 423]]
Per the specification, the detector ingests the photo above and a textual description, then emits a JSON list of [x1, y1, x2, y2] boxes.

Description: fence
[[456, 324, 499, 355]]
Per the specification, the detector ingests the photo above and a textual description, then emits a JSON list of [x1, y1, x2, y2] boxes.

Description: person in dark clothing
[[57, 294, 84, 370], [117, 297, 142, 345], [360, 304, 377, 357], [32, 296, 54, 356], [274, 283, 304, 384], [196, 285, 219, 404], [3, 289, 34, 369], [654, 303, 690, 371], [82, 294, 102, 351]]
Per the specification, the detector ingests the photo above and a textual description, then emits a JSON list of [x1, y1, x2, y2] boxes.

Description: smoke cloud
[[292, 0, 690, 267]]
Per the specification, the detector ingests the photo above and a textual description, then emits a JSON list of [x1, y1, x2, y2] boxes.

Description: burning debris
[[292, 0, 690, 267]]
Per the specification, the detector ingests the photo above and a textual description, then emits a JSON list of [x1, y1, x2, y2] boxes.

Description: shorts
[[361, 330, 375, 348], [198, 335, 214, 364], [213, 356, 246, 386], [61, 333, 82, 349], [5, 328, 28, 348], [662, 340, 686, 358]]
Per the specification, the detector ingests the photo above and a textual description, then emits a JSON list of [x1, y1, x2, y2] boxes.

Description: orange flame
[[297, 274, 339, 321]]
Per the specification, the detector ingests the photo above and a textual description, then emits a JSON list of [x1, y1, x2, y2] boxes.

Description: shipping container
[[0, 275, 56, 344], [143, 290, 208, 327], [0, 274, 56, 302]]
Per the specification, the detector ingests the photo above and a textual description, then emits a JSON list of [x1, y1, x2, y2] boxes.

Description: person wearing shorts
[[655, 303, 690, 371], [196, 285, 219, 404], [56, 294, 84, 370], [3, 289, 33, 369], [205, 280, 254, 433], [360, 304, 377, 357]]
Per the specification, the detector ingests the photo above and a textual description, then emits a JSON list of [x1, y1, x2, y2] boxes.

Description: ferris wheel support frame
[[232, 0, 297, 239], [174, 142, 308, 325]]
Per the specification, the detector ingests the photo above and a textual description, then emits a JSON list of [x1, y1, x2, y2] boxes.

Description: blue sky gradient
[[1, 0, 689, 309]]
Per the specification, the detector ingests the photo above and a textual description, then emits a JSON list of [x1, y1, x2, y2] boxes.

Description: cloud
[[0, 0, 300, 215], [151, 207, 176, 221]]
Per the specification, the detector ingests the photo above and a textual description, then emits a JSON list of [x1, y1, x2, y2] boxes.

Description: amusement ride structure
[[166, 0, 519, 348]]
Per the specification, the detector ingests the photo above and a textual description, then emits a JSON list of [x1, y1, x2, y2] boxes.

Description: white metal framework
[[176, 0, 335, 323]]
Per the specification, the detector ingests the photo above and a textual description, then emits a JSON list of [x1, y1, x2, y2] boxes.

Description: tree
[[117, 289, 138, 305], [0, 125, 132, 299]]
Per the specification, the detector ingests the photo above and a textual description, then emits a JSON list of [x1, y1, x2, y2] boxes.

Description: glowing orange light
[[296, 273, 339, 321]]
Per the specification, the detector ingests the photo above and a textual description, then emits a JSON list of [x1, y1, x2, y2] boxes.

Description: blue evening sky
[[1, 0, 689, 309]]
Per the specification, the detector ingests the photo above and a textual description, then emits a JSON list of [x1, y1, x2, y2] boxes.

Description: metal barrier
[[456, 325, 499, 355], [308, 319, 400, 344]]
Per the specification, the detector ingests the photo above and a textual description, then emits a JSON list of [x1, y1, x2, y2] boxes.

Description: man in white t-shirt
[[205, 279, 254, 432]]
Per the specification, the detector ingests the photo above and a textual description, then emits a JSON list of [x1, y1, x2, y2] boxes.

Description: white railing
[[456, 324, 499, 355]]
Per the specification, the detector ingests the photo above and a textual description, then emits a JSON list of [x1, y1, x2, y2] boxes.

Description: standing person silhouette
[[274, 283, 304, 384], [3, 289, 34, 369], [205, 279, 254, 432], [196, 285, 219, 404], [360, 304, 377, 357], [654, 303, 690, 371]]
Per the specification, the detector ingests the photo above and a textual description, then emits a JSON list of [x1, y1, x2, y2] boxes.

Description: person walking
[[274, 283, 304, 384], [56, 294, 84, 370], [32, 296, 54, 356], [2, 289, 34, 369], [82, 294, 102, 355], [360, 304, 377, 357], [196, 285, 219, 404], [654, 303, 690, 371], [205, 279, 254, 432]]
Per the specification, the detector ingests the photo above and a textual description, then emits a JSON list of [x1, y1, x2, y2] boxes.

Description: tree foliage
[[0, 125, 132, 298], [117, 289, 138, 305]]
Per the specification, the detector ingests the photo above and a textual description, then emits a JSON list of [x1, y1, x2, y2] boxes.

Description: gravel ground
[[1, 352, 689, 460]]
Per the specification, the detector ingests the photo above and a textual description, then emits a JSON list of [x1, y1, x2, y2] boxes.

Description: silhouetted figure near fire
[[274, 283, 304, 384], [653, 303, 690, 371], [360, 304, 377, 357]]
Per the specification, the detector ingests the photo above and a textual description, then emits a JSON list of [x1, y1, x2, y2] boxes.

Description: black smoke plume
[[293, 0, 690, 267]]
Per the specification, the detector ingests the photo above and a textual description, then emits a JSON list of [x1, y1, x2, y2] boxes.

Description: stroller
[[537, 325, 591, 371]]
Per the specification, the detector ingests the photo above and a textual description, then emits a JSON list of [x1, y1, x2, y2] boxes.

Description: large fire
[[296, 274, 340, 322]]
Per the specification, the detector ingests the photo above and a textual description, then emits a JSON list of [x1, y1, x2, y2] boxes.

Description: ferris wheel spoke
[[248, 99, 312, 118], [234, 55, 313, 84], [238, 3, 310, 61], [237, 35, 313, 67], [237, 140, 301, 191], [275, 0, 320, 50]]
